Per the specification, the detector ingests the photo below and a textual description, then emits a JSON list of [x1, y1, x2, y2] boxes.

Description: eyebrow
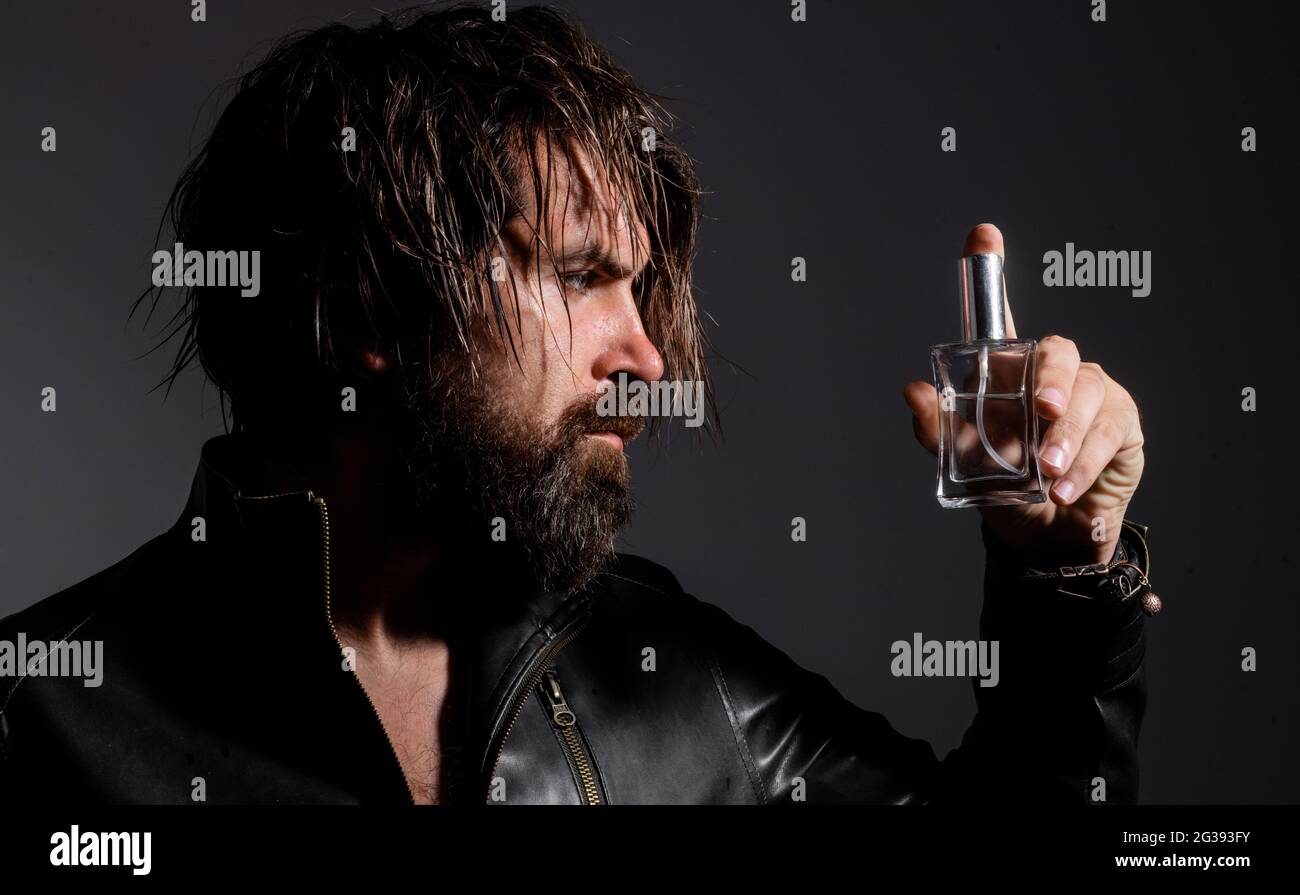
[[552, 242, 643, 280]]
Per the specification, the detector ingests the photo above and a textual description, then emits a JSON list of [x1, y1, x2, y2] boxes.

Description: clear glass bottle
[[929, 252, 1045, 508]]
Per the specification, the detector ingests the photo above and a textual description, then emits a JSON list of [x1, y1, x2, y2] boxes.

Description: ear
[[336, 325, 394, 376], [357, 345, 391, 375]]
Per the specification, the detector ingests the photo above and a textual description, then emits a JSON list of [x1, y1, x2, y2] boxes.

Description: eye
[[559, 270, 596, 294]]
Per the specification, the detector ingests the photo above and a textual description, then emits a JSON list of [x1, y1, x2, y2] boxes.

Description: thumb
[[962, 222, 1017, 339]]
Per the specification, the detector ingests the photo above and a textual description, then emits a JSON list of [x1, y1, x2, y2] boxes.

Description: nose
[[592, 274, 665, 385], [591, 299, 665, 387]]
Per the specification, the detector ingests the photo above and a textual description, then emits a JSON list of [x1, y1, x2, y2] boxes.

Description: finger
[[961, 222, 1017, 338], [1049, 403, 1132, 505], [1038, 362, 1106, 478], [903, 380, 939, 454], [1033, 335, 1081, 419]]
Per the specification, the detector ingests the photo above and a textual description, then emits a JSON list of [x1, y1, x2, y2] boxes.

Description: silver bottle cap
[[959, 252, 1007, 341]]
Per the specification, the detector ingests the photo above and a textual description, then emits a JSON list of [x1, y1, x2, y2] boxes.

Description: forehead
[[509, 135, 648, 260]]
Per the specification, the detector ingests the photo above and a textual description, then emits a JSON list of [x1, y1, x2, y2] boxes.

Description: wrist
[[983, 517, 1158, 615], [979, 509, 1127, 569]]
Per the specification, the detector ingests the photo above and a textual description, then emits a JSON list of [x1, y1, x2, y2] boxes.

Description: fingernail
[[1041, 445, 1066, 469], [1053, 479, 1076, 502], [1037, 387, 1066, 410]]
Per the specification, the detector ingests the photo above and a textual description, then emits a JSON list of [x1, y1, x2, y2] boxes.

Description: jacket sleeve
[[695, 520, 1149, 805]]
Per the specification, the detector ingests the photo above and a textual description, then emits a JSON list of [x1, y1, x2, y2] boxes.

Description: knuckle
[[1103, 384, 1142, 435], [1041, 334, 1078, 357], [1091, 414, 1126, 446], [1051, 415, 1085, 446], [1124, 408, 1144, 447], [1077, 362, 1107, 391], [1115, 383, 1137, 411]]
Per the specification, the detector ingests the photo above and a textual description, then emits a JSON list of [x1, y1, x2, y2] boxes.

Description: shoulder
[[593, 552, 740, 637], [596, 553, 842, 705], [588, 553, 706, 648], [597, 552, 688, 600], [590, 552, 788, 669], [0, 532, 176, 656]]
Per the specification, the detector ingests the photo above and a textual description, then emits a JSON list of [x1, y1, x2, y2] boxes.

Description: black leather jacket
[[0, 436, 1149, 804]]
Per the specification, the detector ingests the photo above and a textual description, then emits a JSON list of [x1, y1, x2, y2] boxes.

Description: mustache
[[556, 392, 647, 444]]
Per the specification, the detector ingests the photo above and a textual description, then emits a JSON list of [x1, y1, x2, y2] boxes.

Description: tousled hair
[[135, 2, 715, 435]]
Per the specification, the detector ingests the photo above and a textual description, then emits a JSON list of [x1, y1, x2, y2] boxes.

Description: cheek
[[531, 286, 621, 370], [492, 283, 573, 422]]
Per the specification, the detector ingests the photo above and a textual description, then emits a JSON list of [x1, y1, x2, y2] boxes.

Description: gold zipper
[[484, 614, 590, 802], [238, 491, 417, 800], [311, 494, 416, 804], [541, 668, 601, 804]]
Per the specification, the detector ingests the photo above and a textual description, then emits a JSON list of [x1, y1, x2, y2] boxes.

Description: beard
[[395, 354, 645, 593]]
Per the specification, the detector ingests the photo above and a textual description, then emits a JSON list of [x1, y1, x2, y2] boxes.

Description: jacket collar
[[171, 433, 597, 799]]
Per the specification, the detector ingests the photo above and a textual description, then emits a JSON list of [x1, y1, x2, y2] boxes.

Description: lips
[[556, 392, 647, 451], [586, 414, 644, 448], [587, 431, 625, 449]]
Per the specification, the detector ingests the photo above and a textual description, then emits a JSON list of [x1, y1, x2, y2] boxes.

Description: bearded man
[[0, 4, 1151, 805]]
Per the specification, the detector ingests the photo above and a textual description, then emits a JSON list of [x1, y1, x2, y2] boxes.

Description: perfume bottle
[[929, 251, 1046, 508]]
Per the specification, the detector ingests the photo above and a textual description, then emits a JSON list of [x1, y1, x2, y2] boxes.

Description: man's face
[[398, 142, 665, 592], [492, 141, 664, 451]]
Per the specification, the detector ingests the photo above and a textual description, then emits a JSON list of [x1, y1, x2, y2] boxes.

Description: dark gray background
[[2, 0, 1296, 803]]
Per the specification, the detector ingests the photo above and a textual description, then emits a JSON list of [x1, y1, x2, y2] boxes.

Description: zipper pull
[[541, 669, 577, 727]]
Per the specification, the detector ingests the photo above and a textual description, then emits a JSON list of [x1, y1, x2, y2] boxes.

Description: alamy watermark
[[1042, 242, 1151, 297], [890, 632, 999, 688], [50, 826, 150, 876], [596, 378, 704, 428], [0, 634, 104, 687], [151, 241, 261, 297]]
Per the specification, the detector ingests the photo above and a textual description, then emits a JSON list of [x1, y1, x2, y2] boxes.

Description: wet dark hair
[[135, 2, 715, 434]]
